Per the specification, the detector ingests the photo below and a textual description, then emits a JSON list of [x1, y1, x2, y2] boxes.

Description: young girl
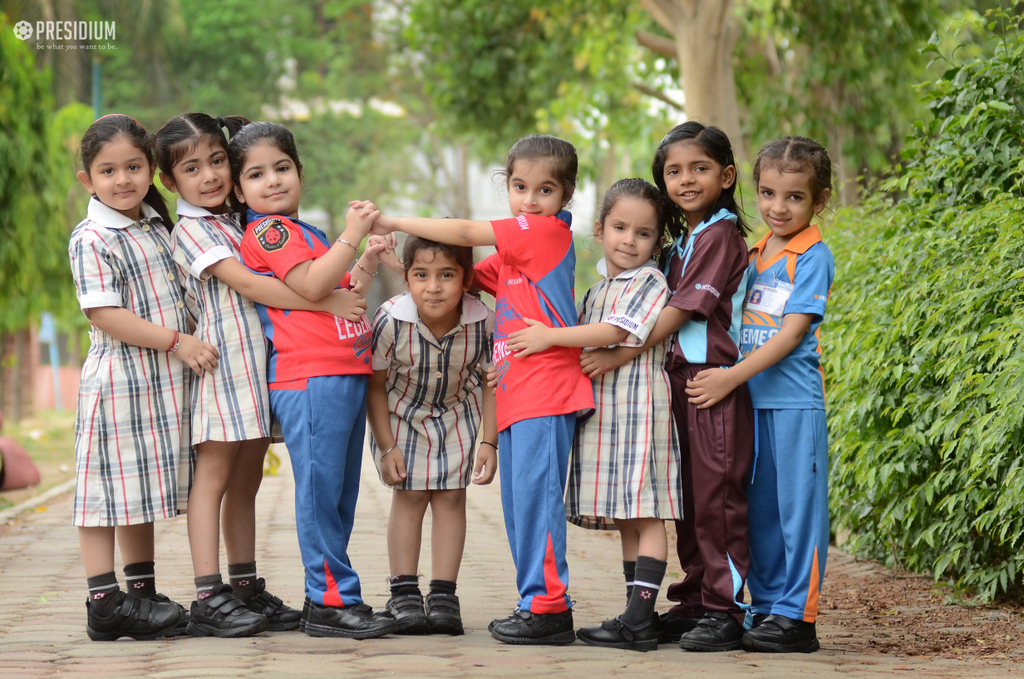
[[69, 114, 219, 640], [372, 134, 594, 645], [582, 122, 755, 652], [155, 113, 367, 637], [686, 137, 834, 653], [230, 121, 396, 639], [507, 178, 683, 651], [366, 236, 498, 636]]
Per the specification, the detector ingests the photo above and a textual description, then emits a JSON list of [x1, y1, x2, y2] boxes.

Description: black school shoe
[[577, 615, 658, 652], [242, 578, 301, 631], [86, 591, 182, 641], [303, 599, 398, 639], [656, 611, 702, 644], [146, 593, 189, 638], [742, 614, 819, 653], [678, 611, 745, 651], [385, 592, 429, 635], [188, 584, 269, 638], [425, 592, 464, 635], [489, 608, 576, 645]]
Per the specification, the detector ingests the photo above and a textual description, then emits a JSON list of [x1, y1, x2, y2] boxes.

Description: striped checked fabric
[[69, 199, 193, 527], [171, 200, 271, 445], [567, 260, 683, 529], [369, 293, 494, 490]]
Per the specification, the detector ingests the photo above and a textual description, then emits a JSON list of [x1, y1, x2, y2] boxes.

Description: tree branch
[[636, 30, 677, 58], [632, 82, 685, 112], [641, 0, 681, 36]]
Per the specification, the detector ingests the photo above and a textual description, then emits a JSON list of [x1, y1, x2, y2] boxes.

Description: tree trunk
[[12, 329, 24, 422], [642, 0, 750, 170]]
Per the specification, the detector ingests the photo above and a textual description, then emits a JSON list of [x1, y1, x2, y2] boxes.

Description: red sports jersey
[[239, 212, 372, 384], [474, 212, 594, 431]]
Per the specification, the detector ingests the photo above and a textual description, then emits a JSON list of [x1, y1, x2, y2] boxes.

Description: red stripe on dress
[[107, 359, 131, 522], [136, 344, 168, 517]]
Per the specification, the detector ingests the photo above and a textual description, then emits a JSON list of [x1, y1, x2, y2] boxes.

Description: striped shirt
[[567, 260, 683, 527], [369, 293, 494, 490], [69, 198, 193, 527], [171, 199, 271, 444]]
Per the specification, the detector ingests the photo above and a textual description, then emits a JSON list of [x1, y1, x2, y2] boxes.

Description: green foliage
[[893, 10, 1024, 211], [0, 14, 77, 332], [826, 194, 1024, 600]]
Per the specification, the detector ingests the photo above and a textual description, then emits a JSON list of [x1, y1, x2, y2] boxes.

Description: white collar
[[87, 197, 160, 230], [596, 257, 657, 281], [175, 198, 214, 218], [391, 292, 490, 326]]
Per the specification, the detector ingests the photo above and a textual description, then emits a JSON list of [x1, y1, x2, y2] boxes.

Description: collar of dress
[[596, 258, 658, 280], [86, 197, 160, 230], [391, 292, 490, 326]]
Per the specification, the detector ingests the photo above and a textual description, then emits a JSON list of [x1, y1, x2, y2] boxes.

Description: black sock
[[623, 560, 636, 604], [621, 556, 667, 626], [228, 561, 258, 601], [195, 573, 223, 602], [87, 572, 120, 615], [123, 561, 155, 598], [428, 579, 457, 596], [389, 574, 420, 597]]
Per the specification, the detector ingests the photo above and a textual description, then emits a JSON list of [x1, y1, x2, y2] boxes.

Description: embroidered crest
[[254, 218, 289, 252]]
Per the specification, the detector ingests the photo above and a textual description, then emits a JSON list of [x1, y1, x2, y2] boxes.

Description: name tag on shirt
[[746, 281, 793, 317]]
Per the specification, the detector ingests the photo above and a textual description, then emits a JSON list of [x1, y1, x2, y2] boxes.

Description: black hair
[[597, 178, 672, 259], [651, 121, 749, 244], [155, 113, 250, 212], [402, 236, 475, 288], [497, 134, 578, 204], [227, 121, 303, 205], [753, 136, 833, 207], [79, 114, 173, 231]]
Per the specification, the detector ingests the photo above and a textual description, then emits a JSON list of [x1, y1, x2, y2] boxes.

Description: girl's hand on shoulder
[[580, 347, 623, 378], [472, 443, 497, 485], [345, 199, 380, 238], [326, 288, 367, 321], [379, 446, 407, 487], [175, 334, 220, 375], [507, 318, 551, 357], [685, 368, 738, 410]]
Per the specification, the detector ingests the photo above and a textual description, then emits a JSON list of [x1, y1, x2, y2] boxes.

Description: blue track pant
[[746, 408, 829, 622], [498, 413, 575, 613], [270, 375, 367, 607]]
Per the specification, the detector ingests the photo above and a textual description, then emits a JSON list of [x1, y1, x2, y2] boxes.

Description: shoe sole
[[578, 634, 656, 652], [267, 619, 301, 632], [304, 621, 399, 639], [395, 617, 430, 635], [743, 636, 820, 653], [187, 617, 269, 638], [428, 617, 464, 636], [86, 624, 175, 642], [490, 629, 577, 646], [679, 638, 743, 652]]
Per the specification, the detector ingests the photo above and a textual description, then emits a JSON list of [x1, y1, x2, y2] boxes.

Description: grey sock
[[623, 560, 636, 604], [195, 573, 223, 602], [621, 556, 666, 626]]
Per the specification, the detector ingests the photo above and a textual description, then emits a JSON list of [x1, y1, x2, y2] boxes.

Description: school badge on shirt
[[254, 218, 289, 252]]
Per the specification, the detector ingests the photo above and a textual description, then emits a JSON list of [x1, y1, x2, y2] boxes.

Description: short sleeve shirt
[[238, 210, 372, 384], [740, 226, 834, 409], [473, 212, 594, 430], [664, 216, 749, 368]]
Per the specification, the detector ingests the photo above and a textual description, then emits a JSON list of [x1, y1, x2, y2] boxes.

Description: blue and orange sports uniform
[[474, 211, 594, 614], [239, 210, 372, 608], [740, 224, 834, 622]]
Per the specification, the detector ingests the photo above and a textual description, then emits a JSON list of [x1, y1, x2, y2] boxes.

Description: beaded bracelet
[[336, 237, 357, 251], [167, 329, 180, 353]]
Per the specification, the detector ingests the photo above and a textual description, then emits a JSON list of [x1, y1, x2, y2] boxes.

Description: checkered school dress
[[567, 260, 683, 529], [171, 200, 271, 445], [69, 199, 193, 527], [369, 293, 494, 490]]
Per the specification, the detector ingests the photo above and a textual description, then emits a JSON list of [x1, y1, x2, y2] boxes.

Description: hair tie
[[96, 113, 145, 131]]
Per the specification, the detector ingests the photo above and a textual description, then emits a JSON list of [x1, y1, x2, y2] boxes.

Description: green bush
[[826, 195, 1024, 600], [827, 14, 1024, 599]]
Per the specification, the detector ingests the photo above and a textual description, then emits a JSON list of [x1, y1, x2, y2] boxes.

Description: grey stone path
[[0, 447, 1014, 678]]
